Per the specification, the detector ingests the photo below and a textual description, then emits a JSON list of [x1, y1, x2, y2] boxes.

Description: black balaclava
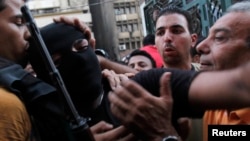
[[28, 23, 103, 116]]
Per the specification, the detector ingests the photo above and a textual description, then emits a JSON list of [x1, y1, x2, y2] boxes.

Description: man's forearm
[[189, 65, 250, 111], [98, 55, 137, 74]]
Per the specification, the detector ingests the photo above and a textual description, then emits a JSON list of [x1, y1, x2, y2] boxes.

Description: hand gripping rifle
[[21, 5, 95, 141]]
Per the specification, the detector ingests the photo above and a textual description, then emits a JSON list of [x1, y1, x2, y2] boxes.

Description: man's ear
[[191, 33, 198, 47]]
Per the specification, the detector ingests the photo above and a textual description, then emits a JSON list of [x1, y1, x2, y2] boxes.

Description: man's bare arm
[[97, 55, 137, 74], [189, 63, 250, 110]]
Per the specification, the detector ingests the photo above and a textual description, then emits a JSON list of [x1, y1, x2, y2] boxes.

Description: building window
[[115, 8, 120, 15], [115, 8, 126, 15], [117, 26, 122, 32], [127, 24, 132, 32], [131, 6, 136, 13], [125, 7, 130, 14], [126, 43, 130, 50], [136, 41, 141, 48], [122, 25, 127, 32], [120, 8, 125, 14], [133, 23, 138, 31]]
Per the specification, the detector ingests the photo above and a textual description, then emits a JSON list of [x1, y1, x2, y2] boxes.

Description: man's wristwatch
[[162, 136, 178, 141]]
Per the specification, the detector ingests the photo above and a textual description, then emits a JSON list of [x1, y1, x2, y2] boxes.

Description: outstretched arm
[[189, 62, 250, 110], [108, 62, 250, 140], [97, 55, 138, 74]]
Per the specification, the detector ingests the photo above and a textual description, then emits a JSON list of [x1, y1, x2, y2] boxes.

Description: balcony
[[131, 31, 141, 37], [118, 32, 130, 39], [27, 0, 60, 10], [116, 13, 138, 21], [118, 30, 141, 39]]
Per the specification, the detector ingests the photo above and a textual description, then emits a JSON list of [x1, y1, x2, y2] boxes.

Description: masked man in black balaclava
[[29, 23, 104, 117]]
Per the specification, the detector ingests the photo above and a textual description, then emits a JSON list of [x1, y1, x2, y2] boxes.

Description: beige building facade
[[27, 0, 144, 59]]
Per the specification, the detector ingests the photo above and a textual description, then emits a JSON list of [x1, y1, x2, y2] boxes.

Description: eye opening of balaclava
[[28, 22, 103, 116]]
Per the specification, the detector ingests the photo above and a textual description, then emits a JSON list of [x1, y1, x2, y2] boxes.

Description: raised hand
[[109, 72, 181, 141]]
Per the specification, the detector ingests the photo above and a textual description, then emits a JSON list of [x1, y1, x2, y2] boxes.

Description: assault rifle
[[21, 5, 95, 141]]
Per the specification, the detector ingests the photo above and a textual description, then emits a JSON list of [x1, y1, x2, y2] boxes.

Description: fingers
[[118, 74, 129, 82], [102, 69, 119, 90], [160, 72, 172, 99], [104, 126, 130, 139], [74, 18, 96, 48], [53, 16, 96, 48], [53, 16, 61, 23], [117, 133, 137, 141], [53, 16, 88, 34], [124, 73, 135, 78], [89, 38, 96, 49], [121, 79, 149, 98], [90, 121, 114, 134], [74, 19, 89, 34], [53, 16, 75, 25], [102, 69, 129, 90], [92, 125, 134, 141], [108, 90, 131, 119], [111, 70, 122, 88], [108, 80, 152, 121], [108, 81, 139, 121], [111, 80, 146, 103], [159, 72, 173, 120]]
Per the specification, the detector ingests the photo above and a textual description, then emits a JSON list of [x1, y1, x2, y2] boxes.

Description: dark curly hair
[[156, 5, 194, 33], [127, 49, 156, 68]]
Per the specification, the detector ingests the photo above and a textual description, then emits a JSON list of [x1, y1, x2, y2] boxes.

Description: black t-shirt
[[131, 68, 204, 119], [90, 68, 204, 128]]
